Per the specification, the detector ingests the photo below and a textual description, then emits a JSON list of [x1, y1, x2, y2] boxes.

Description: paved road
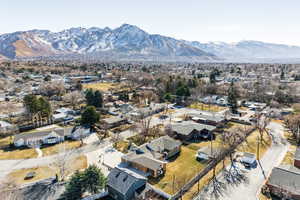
[[195, 121, 288, 200], [0, 108, 184, 180], [0, 139, 111, 179], [0, 107, 227, 181]]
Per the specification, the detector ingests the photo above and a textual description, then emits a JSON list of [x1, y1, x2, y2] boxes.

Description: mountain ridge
[[1, 24, 300, 62]]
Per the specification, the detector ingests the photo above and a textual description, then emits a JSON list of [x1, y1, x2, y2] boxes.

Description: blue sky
[[1, 0, 300, 45]]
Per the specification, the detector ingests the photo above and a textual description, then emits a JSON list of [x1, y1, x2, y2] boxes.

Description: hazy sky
[[1, 0, 300, 45]]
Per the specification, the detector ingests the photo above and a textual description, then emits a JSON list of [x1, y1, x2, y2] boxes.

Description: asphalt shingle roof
[[123, 136, 181, 170], [14, 127, 73, 142], [188, 113, 225, 123], [171, 121, 216, 136], [107, 167, 146, 196], [268, 165, 300, 195]]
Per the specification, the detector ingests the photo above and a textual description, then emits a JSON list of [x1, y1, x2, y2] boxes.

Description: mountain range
[[1, 24, 300, 62]]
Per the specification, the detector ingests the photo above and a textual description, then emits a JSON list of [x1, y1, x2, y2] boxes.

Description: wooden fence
[[170, 127, 256, 200]]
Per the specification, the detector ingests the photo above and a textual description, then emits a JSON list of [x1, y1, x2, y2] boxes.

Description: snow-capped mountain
[[186, 40, 300, 61], [0, 24, 216, 61], [1, 24, 300, 62]]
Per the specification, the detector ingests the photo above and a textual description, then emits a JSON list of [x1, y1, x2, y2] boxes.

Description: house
[[266, 165, 300, 199], [171, 121, 216, 141], [130, 103, 167, 119], [196, 146, 224, 161], [119, 104, 134, 114], [68, 126, 93, 140], [295, 148, 300, 169], [55, 107, 75, 115], [200, 95, 228, 106], [0, 120, 17, 134], [265, 147, 300, 199], [121, 136, 181, 178], [188, 113, 226, 127], [14, 128, 67, 148], [103, 116, 127, 129], [107, 167, 147, 200], [52, 113, 68, 122]]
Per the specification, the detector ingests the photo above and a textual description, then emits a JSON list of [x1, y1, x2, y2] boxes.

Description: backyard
[[82, 82, 118, 92], [189, 102, 226, 112], [149, 145, 207, 195]]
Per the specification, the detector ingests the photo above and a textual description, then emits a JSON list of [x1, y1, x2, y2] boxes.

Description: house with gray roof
[[266, 147, 300, 199], [14, 128, 69, 148], [121, 136, 181, 178], [13, 126, 92, 148], [171, 121, 216, 141], [188, 113, 226, 127], [102, 116, 127, 128], [266, 165, 300, 199], [107, 167, 147, 200]]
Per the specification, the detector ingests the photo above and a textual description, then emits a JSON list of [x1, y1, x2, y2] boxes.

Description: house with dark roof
[[121, 136, 181, 178], [107, 167, 147, 200], [266, 165, 300, 199], [171, 121, 216, 141], [266, 147, 300, 199]]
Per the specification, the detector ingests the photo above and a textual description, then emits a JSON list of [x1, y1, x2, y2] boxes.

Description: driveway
[[194, 121, 288, 200]]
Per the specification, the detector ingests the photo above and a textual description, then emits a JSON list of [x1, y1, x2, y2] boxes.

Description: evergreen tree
[[85, 89, 94, 106], [85, 89, 103, 108], [209, 71, 216, 84], [62, 171, 85, 200], [228, 82, 238, 114], [61, 165, 107, 200], [83, 165, 107, 194], [81, 106, 100, 126], [94, 90, 103, 108], [163, 93, 173, 102]]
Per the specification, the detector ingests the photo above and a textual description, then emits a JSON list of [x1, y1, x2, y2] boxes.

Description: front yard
[[0, 136, 37, 159], [7, 155, 87, 185], [149, 145, 207, 195], [41, 140, 82, 156], [0, 134, 82, 159], [237, 129, 272, 158]]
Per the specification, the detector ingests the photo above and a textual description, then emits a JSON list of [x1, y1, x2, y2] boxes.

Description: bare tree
[[39, 81, 65, 97], [49, 144, 76, 181], [221, 128, 247, 185], [63, 91, 83, 110]]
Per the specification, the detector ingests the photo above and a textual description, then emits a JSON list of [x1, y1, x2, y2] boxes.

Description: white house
[[14, 128, 66, 148]]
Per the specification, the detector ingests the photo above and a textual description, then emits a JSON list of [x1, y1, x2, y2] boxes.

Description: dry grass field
[[82, 82, 119, 92], [7, 155, 87, 185], [189, 102, 226, 112]]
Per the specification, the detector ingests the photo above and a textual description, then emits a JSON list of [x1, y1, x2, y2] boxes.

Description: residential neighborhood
[[0, 60, 299, 200]]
